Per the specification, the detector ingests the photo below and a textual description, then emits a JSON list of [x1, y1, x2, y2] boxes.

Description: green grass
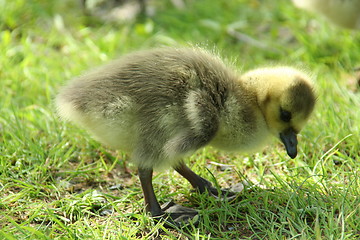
[[1, 0, 360, 239]]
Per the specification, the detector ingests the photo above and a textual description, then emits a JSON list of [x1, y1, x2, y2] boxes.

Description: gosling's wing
[[132, 87, 223, 169]]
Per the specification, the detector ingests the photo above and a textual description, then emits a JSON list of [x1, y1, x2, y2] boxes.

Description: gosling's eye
[[280, 108, 292, 122]]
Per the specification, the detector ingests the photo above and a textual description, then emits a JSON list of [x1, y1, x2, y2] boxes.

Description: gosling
[[56, 47, 316, 226], [292, 0, 360, 29]]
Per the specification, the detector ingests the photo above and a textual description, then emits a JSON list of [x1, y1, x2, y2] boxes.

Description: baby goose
[[56, 47, 316, 226], [292, 0, 360, 29]]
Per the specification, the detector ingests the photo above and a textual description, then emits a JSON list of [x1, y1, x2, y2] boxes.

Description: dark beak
[[280, 128, 298, 159]]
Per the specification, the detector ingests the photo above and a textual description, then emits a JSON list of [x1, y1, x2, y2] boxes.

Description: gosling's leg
[[174, 161, 237, 199], [138, 168, 163, 217], [138, 167, 198, 227], [174, 162, 213, 193]]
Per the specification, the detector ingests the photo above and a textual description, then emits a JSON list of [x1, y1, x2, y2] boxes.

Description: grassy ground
[[1, 0, 360, 239]]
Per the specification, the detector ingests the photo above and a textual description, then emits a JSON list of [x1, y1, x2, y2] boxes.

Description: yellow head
[[241, 66, 316, 158]]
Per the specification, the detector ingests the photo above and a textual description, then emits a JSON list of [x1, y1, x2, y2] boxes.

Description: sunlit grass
[[1, 0, 360, 239]]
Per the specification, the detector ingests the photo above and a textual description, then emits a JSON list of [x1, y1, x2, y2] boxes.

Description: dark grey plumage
[[57, 48, 256, 169]]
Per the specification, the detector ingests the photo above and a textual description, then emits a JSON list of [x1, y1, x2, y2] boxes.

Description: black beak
[[280, 128, 298, 159]]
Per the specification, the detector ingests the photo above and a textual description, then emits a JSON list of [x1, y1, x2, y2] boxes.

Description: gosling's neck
[[239, 76, 275, 116], [210, 80, 270, 152]]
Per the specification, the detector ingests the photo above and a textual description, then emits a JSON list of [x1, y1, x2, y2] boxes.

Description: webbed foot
[[203, 182, 243, 200], [152, 200, 199, 228], [197, 181, 244, 201], [175, 161, 244, 201]]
